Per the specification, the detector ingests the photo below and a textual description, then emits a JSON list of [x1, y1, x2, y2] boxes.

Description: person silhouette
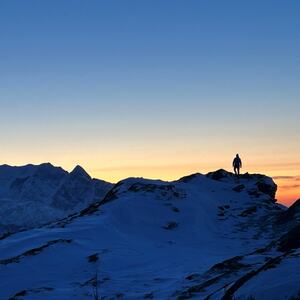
[[233, 154, 242, 176]]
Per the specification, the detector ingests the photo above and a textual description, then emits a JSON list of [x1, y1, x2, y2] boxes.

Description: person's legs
[[234, 167, 237, 175]]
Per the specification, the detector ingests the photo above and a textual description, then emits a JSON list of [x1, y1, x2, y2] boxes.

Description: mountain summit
[[0, 169, 299, 299], [70, 165, 92, 179]]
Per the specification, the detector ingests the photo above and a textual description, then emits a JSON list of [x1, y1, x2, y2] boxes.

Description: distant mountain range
[[0, 167, 299, 299], [0, 163, 112, 234]]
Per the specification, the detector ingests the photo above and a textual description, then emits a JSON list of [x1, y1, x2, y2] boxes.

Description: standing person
[[233, 154, 242, 176]]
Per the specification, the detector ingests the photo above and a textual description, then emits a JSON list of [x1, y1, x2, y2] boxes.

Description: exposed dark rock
[[80, 276, 98, 287], [206, 169, 232, 181], [209, 255, 247, 273], [221, 254, 287, 300], [175, 272, 230, 299], [78, 201, 102, 217], [115, 292, 124, 298], [172, 207, 180, 213], [232, 184, 245, 192], [129, 183, 180, 197], [144, 292, 154, 299], [101, 276, 111, 283], [277, 199, 300, 224], [185, 273, 201, 281], [9, 287, 54, 300], [10, 290, 27, 299], [87, 253, 99, 263], [218, 205, 229, 217], [100, 182, 124, 205], [206, 170, 277, 200], [126, 182, 185, 201], [239, 206, 257, 217], [0, 239, 72, 266], [0, 231, 13, 240], [278, 224, 300, 252], [163, 221, 178, 230], [247, 190, 261, 198], [240, 172, 251, 179], [178, 173, 202, 183], [256, 180, 277, 199]]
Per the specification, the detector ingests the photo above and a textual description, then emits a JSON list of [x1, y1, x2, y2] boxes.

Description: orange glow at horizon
[[1, 148, 299, 207], [88, 163, 299, 207], [275, 179, 300, 206]]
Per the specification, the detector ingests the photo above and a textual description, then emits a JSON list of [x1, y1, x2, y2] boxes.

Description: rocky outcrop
[[206, 169, 277, 200], [206, 169, 231, 181], [276, 199, 300, 228], [256, 180, 277, 199], [277, 223, 300, 252]]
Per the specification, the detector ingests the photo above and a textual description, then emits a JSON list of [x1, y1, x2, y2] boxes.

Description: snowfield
[[0, 168, 299, 300]]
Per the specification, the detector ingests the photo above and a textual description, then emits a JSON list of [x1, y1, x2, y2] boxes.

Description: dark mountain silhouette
[[0, 163, 112, 234]]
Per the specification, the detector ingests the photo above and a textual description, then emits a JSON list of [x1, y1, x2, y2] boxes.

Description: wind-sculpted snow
[[0, 163, 112, 235], [0, 170, 299, 299]]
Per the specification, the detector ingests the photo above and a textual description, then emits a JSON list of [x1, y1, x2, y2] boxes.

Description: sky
[[0, 0, 299, 206]]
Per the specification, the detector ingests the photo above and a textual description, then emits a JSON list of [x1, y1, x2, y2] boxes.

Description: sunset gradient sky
[[0, 1, 299, 206]]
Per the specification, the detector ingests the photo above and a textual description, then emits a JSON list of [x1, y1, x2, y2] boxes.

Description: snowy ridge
[[0, 170, 299, 299]]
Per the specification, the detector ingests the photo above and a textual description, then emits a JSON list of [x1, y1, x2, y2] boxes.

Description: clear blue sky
[[0, 0, 300, 204]]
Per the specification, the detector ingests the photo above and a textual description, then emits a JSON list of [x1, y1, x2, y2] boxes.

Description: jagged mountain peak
[[70, 165, 91, 180]]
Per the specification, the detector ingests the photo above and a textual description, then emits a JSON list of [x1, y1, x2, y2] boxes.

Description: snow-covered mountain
[[0, 163, 113, 235], [0, 169, 299, 299]]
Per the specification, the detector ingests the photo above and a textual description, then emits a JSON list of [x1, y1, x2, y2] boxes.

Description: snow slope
[[0, 170, 299, 300], [0, 163, 112, 235]]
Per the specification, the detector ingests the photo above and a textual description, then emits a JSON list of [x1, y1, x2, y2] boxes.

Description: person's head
[[236, 154, 239, 158]]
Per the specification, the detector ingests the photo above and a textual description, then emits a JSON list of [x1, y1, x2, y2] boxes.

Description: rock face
[[206, 169, 277, 200], [278, 223, 300, 252], [276, 198, 300, 225], [0, 163, 113, 234]]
